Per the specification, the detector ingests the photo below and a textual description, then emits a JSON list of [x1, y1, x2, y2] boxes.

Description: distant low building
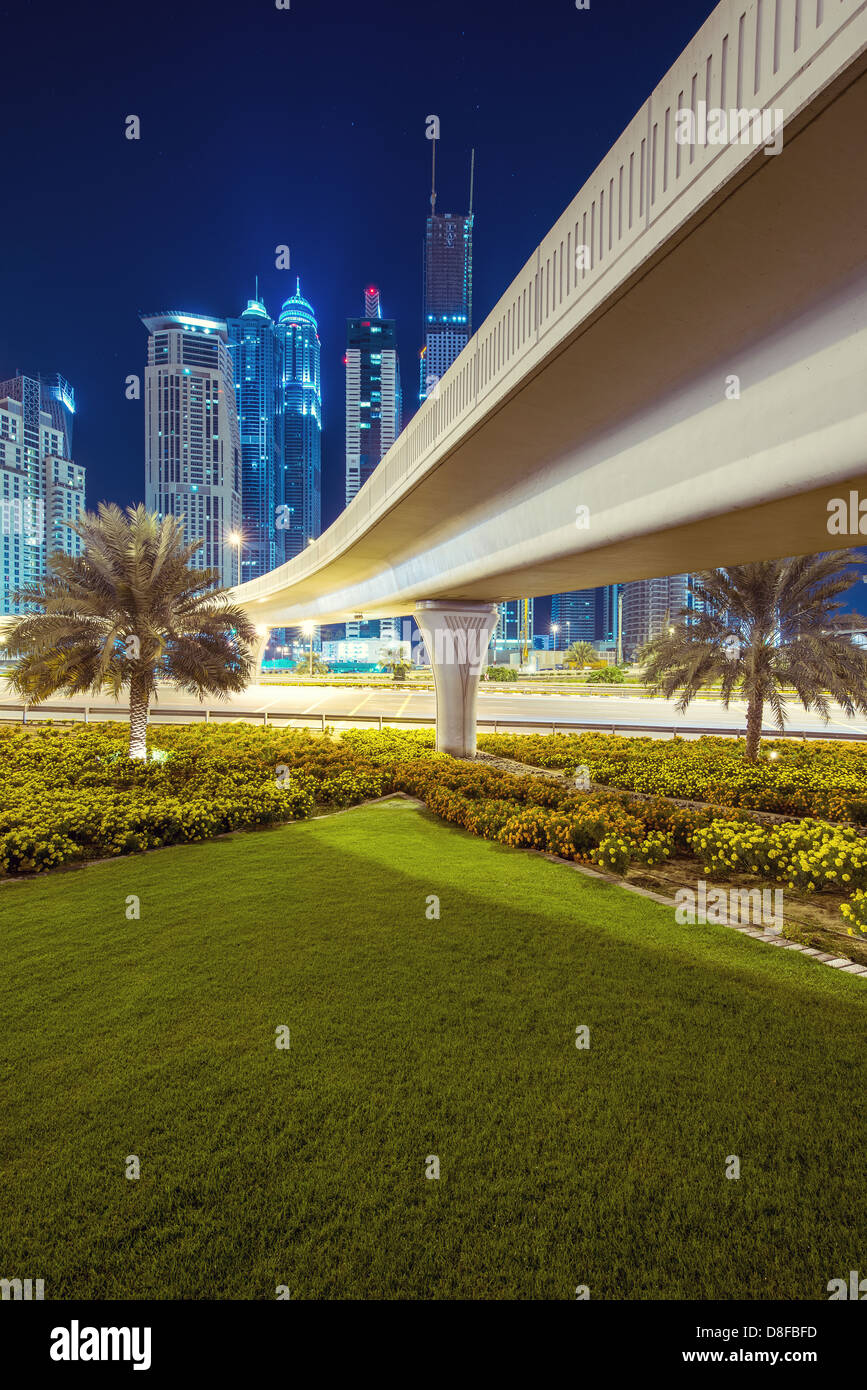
[[321, 636, 411, 665]]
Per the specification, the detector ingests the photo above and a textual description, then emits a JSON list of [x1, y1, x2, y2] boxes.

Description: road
[[3, 681, 867, 739]]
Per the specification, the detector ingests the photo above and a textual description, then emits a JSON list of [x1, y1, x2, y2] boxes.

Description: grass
[[0, 798, 864, 1300]]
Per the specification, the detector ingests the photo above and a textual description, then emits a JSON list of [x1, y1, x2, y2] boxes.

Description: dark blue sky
[[1, 0, 717, 532]]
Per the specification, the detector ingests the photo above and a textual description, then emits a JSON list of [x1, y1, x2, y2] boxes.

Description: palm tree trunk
[[745, 691, 764, 762], [129, 672, 149, 760]]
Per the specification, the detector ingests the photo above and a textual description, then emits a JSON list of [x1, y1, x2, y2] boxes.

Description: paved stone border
[[532, 850, 867, 978]]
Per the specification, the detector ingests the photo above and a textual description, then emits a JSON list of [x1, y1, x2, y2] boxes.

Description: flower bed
[[2, 724, 864, 943], [476, 731, 867, 822]]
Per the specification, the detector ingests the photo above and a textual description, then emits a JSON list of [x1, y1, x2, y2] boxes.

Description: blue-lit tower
[[420, 149, 474, 402], [276, 279, 322, 560], [226, 296, 284, 579]]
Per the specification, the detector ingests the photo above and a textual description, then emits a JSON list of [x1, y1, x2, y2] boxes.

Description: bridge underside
[[245, 61, 867, 631]]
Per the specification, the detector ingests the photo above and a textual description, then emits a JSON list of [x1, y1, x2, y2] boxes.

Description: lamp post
[[228, 529, 243, 588], [301, 621, 314, 677]]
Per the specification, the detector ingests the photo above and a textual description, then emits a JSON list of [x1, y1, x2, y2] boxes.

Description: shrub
[[593, 835, 633, 874], [632, 832, 675, 866], [0, 827, 79, 874], [840, 891, 867, 940], [586, 666, 626, 683], [691, 819, 867, 894]]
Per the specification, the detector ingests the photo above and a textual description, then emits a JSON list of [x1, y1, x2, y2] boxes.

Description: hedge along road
[[2, 680, 867, 739]]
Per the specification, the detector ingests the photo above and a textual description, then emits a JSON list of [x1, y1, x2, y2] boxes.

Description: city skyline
[[0, 0, 720, 537]]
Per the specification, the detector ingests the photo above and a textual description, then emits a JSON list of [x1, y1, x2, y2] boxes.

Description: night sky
[[0, 0, 722, 534]]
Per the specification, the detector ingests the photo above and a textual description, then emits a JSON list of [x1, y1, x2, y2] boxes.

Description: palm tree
[[294, 655, 330, 675], [564, 640, 597, 668], [640, 555, 867, 761], [7, 504, 256, 759], [378, 646, 410, 680]]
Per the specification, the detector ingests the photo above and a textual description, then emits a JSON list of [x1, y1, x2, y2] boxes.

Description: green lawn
[[0, 798, 863, 1300]]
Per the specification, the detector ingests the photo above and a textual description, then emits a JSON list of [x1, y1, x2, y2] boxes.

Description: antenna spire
[[430, 139, 437, 216], [255, 274, 259, 302], [469, 147, 475, 217]]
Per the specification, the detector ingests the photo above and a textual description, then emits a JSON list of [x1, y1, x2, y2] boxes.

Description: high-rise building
[[419, 151, 474, 402], [551, 585, 620, 647], [621, 575, 691, 659], [495, 598, 533, 647], [345, 286, 401, 506], [142, 311, 241, 588], [345, 285, 402, 644], [275, 279, 322, 562], [0, 373, 84, 615], [226, 296, 284, 581], [551, 590, 596, 645]]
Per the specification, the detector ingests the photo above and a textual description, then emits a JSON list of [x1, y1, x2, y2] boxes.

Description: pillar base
[[414, 601, 499, 758], [251, 628, 271, 677]]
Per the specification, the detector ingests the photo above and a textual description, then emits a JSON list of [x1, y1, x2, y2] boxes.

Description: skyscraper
[[142, 311, 241, 588], [495, 599, 534, 648], [419, 150, 474, 402], [345, 286, 401, 507], [275, 279, 322, 562], [226, 296, 284, 581], [551, 585, 620, 647], [0, 372, 84, 615], [621, 575, 691, 659]]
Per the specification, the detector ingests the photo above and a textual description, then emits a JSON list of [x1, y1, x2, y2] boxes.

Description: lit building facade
[[551, 585, 620, 647], [345, 286, 401, 506], [276, 279, 322, 562], [420, 201, 473, 402], [226, 298, 284, 581], [495, 598, 534, 647], [0, 373, 83, 615], [142, 311, 241, 588], [345, 286, 402, 643], [621, 575, 691, 658]]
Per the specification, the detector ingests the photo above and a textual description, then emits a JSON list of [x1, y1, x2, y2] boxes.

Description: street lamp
[[228, 530, 243, 587], [301, 620, 314, 677], [550, 623, 559, 650]]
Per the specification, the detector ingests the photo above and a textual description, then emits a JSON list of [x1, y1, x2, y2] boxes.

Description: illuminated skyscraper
[[549, 586, 621, 650], [345, 285, 401, 506], [419, 150, 474, 402], [621, 575, 690, 658], [0, 372, 83, 615], [141, 311, 241, 588], [275, 279, 322, 562], [344, 286, 402, 643], [226, 296, 284, 580]]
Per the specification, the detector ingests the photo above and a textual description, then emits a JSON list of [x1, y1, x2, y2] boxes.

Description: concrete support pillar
[[414, 601, 499, 758], [252, 627, 271, 677]]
